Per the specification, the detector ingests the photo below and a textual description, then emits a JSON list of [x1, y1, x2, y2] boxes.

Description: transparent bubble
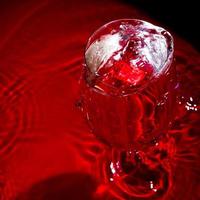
[[85, 19, 174, 96]]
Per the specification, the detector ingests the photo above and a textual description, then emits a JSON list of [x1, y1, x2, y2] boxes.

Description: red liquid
[[80, 19, 177, 199], [0, 0, 199, 200], [82, 19, 176, 146]]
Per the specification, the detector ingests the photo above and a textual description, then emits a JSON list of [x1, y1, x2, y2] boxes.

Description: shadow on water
[[15, 173, 98, 200]]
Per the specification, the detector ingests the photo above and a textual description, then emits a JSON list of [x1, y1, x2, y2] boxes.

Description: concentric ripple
[[0, 0, 199, 200]]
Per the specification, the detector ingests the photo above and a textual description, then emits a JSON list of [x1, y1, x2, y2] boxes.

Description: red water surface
[[0, 0, 199, 200]]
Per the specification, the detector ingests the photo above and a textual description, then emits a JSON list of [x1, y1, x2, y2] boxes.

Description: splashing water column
[[81, 19, 177, 199]]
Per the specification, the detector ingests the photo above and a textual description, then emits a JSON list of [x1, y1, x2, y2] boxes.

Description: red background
[[0, 0, 199, 199]]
